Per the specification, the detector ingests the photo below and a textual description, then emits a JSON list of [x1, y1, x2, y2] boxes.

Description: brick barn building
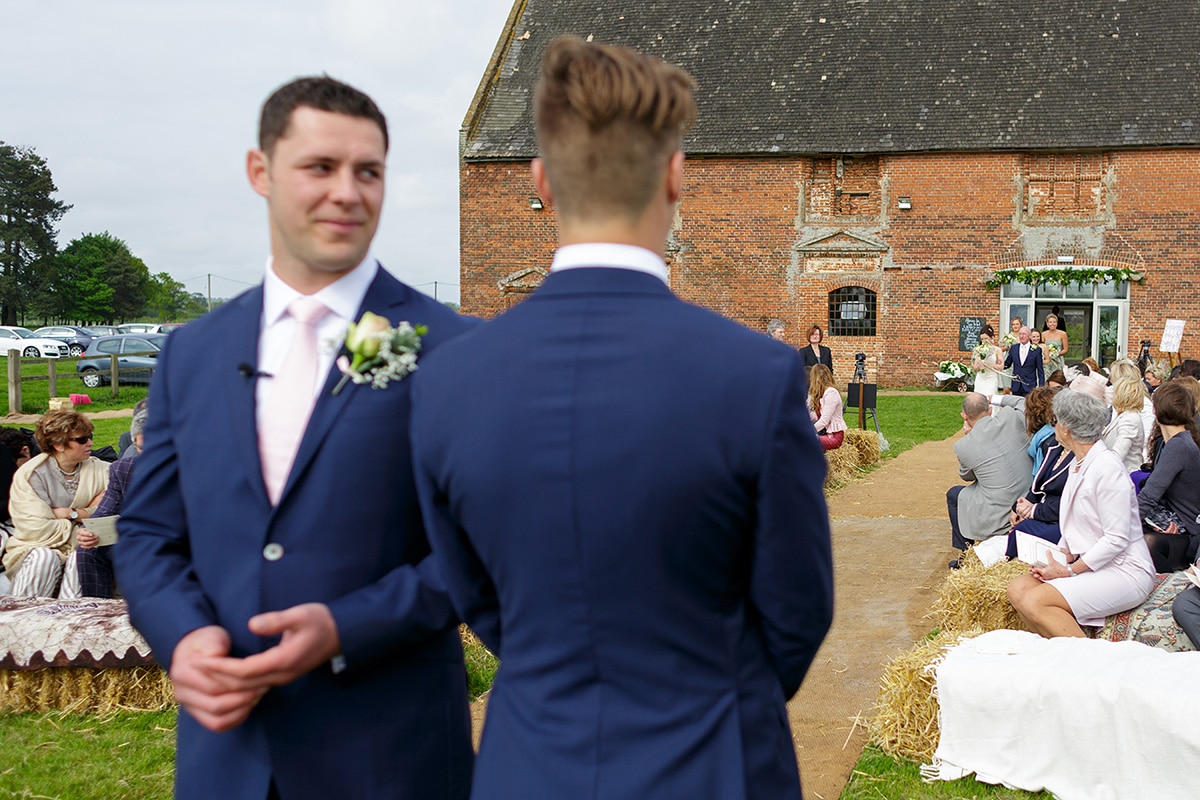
[[459, 1, 1200, 386]]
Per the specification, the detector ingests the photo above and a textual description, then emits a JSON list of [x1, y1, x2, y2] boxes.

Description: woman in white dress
[[1007, 390, 1155, 637], [971, 327, 1003, 397]]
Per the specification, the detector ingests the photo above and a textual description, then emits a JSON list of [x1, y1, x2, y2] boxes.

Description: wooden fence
[[4, 349, 141, 415]]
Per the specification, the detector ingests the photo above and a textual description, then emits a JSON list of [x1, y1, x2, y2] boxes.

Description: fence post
[[7, 352, 21, 415], [109, 354, 120, 399], [47, 359, 57, 398]]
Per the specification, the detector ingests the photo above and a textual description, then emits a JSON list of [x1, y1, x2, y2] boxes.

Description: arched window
[[828, 286, 877, 337]]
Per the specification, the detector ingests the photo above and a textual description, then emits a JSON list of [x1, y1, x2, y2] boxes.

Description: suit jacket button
[[263, 543, 284, 562]]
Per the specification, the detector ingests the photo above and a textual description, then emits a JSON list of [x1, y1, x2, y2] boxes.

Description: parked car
[[116, 323, 160, 334], [32, 325, 96, 357], [84, 325, 121, 336], [157, 322, 187, 333], [76, 334, 167, 388], [0, 327, 71, 358]]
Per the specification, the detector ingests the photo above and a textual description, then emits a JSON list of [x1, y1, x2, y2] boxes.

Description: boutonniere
[[332, 311, 428, 395]]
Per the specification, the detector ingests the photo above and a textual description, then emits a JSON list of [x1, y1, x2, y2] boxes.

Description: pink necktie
[[260, 297, 331, 505]]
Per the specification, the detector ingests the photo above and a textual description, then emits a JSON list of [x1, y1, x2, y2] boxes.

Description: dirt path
[[789, 432, 963, 800]]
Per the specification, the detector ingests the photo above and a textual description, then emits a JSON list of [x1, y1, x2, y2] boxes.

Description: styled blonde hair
[[534, 37, 697, 222], [1111, 377, 1147, 415]]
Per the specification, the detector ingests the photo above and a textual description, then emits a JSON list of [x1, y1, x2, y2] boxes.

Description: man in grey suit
[[947, 392, 1032, 566]]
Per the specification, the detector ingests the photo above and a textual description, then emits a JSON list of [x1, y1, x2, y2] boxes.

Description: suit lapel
[[276, 270, 409, 507], [222, 288, 270, 507]]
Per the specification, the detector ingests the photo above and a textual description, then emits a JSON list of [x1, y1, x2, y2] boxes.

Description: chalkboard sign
[[959, 317, 986, 351]]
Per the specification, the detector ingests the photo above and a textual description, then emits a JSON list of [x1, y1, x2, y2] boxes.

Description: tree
[[0, 143, 71, 325], [49, 232, 149, 323]]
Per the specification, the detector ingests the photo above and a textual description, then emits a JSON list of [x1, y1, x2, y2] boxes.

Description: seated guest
[[1107, 359, 1156, 458], [75, 404, 148, 598], [1067, 361, 1107, 401], [116, 398, 148, 460], [4, 411, 108, 598], [808, 364, 846, 451], [947, 393, 1031, 565], [0, 428, 34, 567], [1145, 362, 1168, 395], [1046, 369, 1068, 388], [1022, 385, 1061, 476], [1102, 377, 1147, 473], [1005, 438, 1074, 560], [1007, 390, 1156, 637], [1139, 381, 1200, 573]]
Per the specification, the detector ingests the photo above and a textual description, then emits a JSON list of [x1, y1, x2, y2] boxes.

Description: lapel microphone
[[237, 363, 273, 380]]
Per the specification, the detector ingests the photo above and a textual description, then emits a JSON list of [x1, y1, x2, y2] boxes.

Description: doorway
[[999, 277, 1129, 368], [1035, 304, 1091, 366]]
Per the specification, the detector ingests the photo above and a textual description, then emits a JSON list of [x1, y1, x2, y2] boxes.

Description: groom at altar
[[411, 37, 834, 799], [115, 76, 473, 800]]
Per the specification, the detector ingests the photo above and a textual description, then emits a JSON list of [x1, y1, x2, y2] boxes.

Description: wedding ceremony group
[[5, 1, 1200, 798]]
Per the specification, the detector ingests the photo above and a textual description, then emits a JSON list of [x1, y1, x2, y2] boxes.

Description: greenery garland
[[984, 266, 1144, 290]]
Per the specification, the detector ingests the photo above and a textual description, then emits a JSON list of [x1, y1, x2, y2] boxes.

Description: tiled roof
[[463, 0, 1200, 159]]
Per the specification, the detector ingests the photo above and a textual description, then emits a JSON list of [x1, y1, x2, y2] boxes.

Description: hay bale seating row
[[825, 428, 881, 487], [0, 597, 174, 714], [872, 547, 1199, 761]]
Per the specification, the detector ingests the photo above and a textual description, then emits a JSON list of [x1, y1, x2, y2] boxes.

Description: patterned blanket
[[1098, 570, 1197, 652], [0, 596, 155, 669]]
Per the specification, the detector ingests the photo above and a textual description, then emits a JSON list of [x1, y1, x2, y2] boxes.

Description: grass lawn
[[841, 746, 1054, 799], [874, 393, 965, 459], [0, 358, 149, 415]]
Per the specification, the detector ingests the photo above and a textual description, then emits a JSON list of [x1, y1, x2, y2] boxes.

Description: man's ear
[[665, 150, 684, 205], [247, 150, 270, 199], [530, 158, 552, 209]]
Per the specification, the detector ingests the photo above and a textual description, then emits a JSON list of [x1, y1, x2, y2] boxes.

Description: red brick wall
[[460, 149, 1200, 386]]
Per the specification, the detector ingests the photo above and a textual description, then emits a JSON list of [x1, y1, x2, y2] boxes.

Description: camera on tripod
[[852, 352, 868, 383]]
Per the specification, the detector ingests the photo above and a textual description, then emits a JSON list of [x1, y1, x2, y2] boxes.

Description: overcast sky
[[3, 0, 519, 306]]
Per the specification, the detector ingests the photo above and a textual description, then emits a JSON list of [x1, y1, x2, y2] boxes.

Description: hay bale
[[824, 427, 883, 487], [929, 549, 1031, 634], [870, 630, 981, 762], [0, 665, 174, 714]]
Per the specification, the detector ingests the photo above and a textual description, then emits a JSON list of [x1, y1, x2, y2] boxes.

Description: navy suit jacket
[[411, 267, 834, 800], [1004, 343, 1044, 395], [115, 267, 475, 800]]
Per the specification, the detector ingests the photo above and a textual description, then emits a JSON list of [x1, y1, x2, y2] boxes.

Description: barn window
[[828, 286, 877, 336]]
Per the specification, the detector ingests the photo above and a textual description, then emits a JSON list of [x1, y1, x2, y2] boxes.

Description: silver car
[[0, 327, 71, 358]]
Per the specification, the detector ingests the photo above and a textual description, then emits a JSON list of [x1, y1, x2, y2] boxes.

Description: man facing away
[[115, 77, 473, 800], [410, 38, 834, 799], [947, 392, 1032, 564]]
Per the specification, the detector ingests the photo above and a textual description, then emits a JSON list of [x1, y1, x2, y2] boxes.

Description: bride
[[972, 326, 1004, 397]]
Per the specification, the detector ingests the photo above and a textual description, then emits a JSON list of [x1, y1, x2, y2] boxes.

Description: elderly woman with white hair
[[1008, 390, 1156, 638]]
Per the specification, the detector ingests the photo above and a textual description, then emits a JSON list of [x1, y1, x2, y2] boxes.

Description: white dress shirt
[[549, 243, 668, 285], [255, 255, 378, 432]]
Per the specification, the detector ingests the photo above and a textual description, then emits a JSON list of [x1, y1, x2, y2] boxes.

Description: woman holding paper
[[1007, 390, 1155, 637], [3, 411, 108, 598], [1138, 381, 1200, 573]]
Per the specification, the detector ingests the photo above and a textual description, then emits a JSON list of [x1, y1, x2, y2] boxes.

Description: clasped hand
[[169, 603, 341, 732]]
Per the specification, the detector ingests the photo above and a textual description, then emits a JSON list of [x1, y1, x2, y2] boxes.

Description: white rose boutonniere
[[332, 311, 428, 395]]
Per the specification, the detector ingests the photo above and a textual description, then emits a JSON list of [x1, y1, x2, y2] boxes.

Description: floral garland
[[985, 266, 1144, 290]]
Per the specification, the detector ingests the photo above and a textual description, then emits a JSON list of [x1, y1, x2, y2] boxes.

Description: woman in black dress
[[800, 325, 833, 373]]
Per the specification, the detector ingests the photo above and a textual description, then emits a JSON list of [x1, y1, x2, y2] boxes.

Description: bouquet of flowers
[[1000, 332, 1018, 346], [1046, 340, 1062, 357], [937, 360, 970, 379], [972, 342, 992, 361]]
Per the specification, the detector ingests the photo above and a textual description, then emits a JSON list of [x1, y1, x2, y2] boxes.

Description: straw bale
[[0, 665, 174, 714], [869, 629, 983, 762], [929, 549, 1031, 634], [824, 428, 882, 487]]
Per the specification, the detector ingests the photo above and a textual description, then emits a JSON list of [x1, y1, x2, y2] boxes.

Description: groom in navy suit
[[115, 77, 473, 800], [411, 38, 833, 799], [1004, 325, 1045, 396]]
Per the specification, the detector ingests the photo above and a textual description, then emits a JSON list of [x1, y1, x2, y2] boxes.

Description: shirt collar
[[549, 243, 668, 285], [262, 253, 379, 326]]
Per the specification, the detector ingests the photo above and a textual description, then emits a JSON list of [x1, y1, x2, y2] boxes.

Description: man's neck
[[556, 216, 669, 258]]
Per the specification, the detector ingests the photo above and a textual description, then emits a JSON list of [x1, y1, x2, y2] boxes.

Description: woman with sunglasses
[[4, 410, 108, 598]]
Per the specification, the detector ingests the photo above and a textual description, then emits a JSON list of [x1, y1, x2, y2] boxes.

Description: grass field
[[0, 358, 148, 414], [0, 391, 974, 798]]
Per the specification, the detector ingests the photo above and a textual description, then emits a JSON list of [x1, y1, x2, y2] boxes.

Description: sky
[[3, 0, 520, 307]]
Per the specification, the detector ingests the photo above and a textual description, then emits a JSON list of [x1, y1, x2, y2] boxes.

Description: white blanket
[[923, 629, 1200, 800]]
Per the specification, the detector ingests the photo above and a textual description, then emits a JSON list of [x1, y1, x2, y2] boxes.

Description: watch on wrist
[[68, 509, 79, 521]]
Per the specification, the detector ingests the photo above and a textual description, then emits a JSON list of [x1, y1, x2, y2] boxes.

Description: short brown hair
[[35, 410, 93, 454], [259, 75, 389, 156], [534, 37, 696, 221], [807, 325, 824, 343]]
